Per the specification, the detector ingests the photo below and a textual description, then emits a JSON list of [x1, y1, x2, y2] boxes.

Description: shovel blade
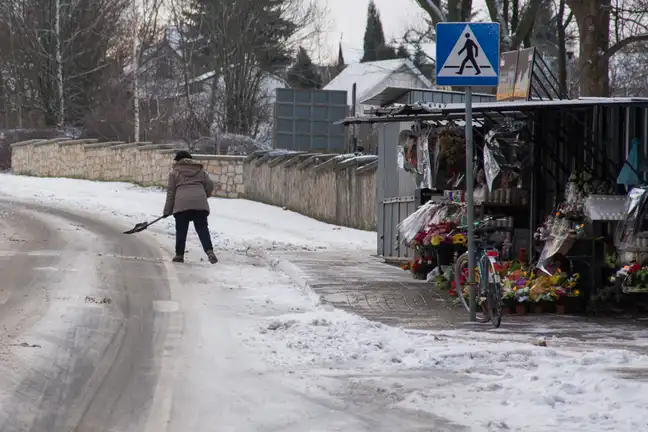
[[123, 222, 149, 234]]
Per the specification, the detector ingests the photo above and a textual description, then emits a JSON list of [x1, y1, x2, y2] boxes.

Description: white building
[[323, 59, 433, 116]]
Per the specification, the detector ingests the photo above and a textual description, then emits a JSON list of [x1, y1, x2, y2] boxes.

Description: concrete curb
[[257, 249, 322, 306]]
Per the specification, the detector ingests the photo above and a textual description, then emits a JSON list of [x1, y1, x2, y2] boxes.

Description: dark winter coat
[[163, 158, 214, 215]]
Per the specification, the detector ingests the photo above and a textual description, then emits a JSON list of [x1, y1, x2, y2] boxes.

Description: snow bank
[[249, 307, 648, 431], [0, 174, 375, 252]]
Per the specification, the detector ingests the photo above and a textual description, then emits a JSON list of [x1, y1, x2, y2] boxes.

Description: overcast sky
[[316, 0, 487, 64]]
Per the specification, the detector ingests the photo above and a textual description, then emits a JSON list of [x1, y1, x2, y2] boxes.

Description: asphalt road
[[0, 199, 175, 431]]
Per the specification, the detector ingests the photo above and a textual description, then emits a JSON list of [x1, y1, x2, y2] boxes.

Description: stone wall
[[244, 152, 377, 231], [10, 138, 245, 198], [10, 140, 377, 229]]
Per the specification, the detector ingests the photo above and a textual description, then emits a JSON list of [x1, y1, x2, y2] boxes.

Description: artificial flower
[[452, 233, 467, 246]]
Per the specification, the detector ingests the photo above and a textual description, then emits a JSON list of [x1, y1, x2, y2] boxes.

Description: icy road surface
[[0, 174, 647, 431]]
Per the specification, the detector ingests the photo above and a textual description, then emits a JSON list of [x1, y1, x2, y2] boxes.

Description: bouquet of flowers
[[611, 263, 648, 291], [528, 270, 580, 302]]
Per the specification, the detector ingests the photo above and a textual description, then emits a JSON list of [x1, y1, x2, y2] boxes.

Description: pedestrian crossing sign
[[436, 22, 500, 87]]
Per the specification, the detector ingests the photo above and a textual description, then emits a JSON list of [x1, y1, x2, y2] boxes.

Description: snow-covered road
[[0, 173, 647, 431]]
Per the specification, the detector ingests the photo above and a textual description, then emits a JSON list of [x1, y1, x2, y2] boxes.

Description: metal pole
[[352, 83, 358, 153], [465, 87, 477, 322]]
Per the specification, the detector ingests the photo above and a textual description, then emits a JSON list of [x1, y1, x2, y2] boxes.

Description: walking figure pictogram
[[457, 33, 480, 75]]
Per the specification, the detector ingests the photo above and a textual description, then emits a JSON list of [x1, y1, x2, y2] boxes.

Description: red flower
[[630, 263, 641, 273], [517, 248, 528, 263]]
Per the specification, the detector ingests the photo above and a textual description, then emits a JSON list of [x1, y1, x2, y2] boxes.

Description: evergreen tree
[[182, 0, 295, 73], [336, 42, 345, 70], [182, 0, 298, 135], [412, 45, 427, 70], [287, 47, 322, 89], [395, 44, 409, 59], [361, 0, 398, 62]]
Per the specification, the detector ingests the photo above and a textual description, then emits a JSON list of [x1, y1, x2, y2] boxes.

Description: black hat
[[174, 150, 192, 161]]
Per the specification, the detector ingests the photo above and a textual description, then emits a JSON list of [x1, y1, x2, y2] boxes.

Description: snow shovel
[[123, 216, 165, 234]]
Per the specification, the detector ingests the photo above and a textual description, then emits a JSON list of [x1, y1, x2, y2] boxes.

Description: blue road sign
[[436, 22, 500, 87]]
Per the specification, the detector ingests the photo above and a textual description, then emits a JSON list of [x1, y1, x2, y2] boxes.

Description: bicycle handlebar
[[453, 214, 508, 232]]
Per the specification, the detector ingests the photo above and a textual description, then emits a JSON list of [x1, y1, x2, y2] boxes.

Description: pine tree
[[182, 0, 295, 73], [412, 46, 427, 70], [287, 47, 322, 89], [395, 44, 409, 59], [182, 0, 298, 135], [361, 0, 398, 62], [336, 42, 345, 70]]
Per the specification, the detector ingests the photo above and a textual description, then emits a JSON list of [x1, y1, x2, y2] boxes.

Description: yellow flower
[[431, 235, 442, 246], [452, 234, 467, 246], [573, 289, 580, 296]]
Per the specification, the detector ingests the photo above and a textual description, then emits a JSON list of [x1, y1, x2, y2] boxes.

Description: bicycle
[[453, 216, 506, 328]]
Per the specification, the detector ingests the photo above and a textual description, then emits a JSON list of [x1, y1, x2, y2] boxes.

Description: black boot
[[206, 250, 218, 264], [172, 254, 184, 263]]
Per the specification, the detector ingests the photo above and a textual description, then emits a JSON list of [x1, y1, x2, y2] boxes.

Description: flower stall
[[602, 187, 648, 303], [451, 248, 583, 315], [398, 200, 467, 279], [534, 171, 610, 256], [360, 98, 648, 316]]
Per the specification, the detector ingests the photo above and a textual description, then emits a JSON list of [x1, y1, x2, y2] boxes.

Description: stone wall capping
[[112, 142, 148, 149], [297, 154, 332, 170], [192, 154, 246, 161], [355, 160, 378, 175], [138, 143, 180, 151], [283, 153, 312, 168], [33, 139, 57, 147], [137, 144, 164, 151], [33, 137, 71, 146], [267, 153, 296, 167], [84, 141, 124, 149], [58, 139, 97, 146], [334, 155, 378, 172], [244, 150, 269, 162], [313, 157, 340, 172], [10, 139, 38, 148], [254, 153, 274, 166]]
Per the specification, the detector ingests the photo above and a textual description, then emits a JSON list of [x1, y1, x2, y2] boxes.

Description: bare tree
[[55, 0, 63, 126], [0, 0, 130, 127], [412, 0, 542, 50], [564, 0, 648, 96]]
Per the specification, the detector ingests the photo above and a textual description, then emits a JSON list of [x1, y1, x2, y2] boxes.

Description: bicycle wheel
[[453, 252, 489, 323], [481, 253, 503, 328]]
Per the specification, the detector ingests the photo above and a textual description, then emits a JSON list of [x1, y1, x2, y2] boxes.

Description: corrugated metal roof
[[360, 86, 495, 106], [337, 97, 648, 124], [323, 59, 432, 106]]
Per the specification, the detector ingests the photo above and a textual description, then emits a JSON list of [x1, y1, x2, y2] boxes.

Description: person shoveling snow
[[162, 150, 218, 264]]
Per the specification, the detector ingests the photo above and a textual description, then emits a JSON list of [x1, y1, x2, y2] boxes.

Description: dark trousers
[[174, 210, 213, 255]]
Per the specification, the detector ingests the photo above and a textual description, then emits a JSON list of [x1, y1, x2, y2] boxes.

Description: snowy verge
[[259, 249, 321, 306], [247, 306, 648, 431], [0, 174, 375, 253]]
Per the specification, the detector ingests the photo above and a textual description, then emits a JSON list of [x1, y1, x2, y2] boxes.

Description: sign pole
[[465, 87, 476, 322], [434, 22, 499, 323]]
